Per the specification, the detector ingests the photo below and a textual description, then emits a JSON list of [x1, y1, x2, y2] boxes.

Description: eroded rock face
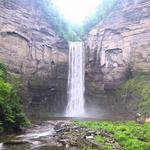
[[0, 0, 69, 114], [85, 0, 150, 92]]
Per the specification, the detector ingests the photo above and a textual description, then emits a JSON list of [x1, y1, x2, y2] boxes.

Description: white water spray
[[66, 42, 85, 117]]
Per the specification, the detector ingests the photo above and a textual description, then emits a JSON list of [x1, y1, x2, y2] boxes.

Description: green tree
[[0, 63, 30, 133], [82, 0, 116, 34]]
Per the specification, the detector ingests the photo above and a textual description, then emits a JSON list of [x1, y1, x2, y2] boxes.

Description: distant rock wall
[[0, 0, 69, 114], [85, 0, 150, 93], [1, 0, 150, 115]]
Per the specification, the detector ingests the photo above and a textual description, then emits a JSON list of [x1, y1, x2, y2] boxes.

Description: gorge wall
[[0, 0, 150, 117], [84, 0, 150, 108], [0, 0, 69, 115]]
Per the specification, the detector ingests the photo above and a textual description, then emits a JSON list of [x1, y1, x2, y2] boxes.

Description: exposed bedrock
[[0, 0, 69, 114], [84, 0, 150, 105]]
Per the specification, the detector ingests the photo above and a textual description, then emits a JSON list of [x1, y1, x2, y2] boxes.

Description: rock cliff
[[1, 0, 150, 116], [85, 0, 150, 91], [0, 0, 69, 114], [84, 0, 150, 113]]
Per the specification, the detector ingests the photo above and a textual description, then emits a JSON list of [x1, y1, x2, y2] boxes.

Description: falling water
[[66, 42, 85, 117]]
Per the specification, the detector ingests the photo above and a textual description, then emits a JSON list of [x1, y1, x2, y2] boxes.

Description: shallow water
[[29, 107, 133, 122], [0, 121, 69, 150]]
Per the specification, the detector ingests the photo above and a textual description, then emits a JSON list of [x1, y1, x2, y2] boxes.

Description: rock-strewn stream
[[0, 121, 66, 150], [0, 120, 121, 150]]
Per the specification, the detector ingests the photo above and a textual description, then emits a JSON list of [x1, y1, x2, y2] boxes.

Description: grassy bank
[[75, 121, 150, 150], [119, 75, 150, 115], [0, 63, 30, 134]]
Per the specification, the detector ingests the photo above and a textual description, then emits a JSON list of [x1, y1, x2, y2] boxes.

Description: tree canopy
[[41, 0, 116, 41]]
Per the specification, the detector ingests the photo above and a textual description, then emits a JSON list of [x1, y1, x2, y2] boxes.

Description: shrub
[[0, 63, 30, 133], [119, 75, 150, 115]]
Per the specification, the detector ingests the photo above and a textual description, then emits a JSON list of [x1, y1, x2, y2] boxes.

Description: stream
[[0, 120, 74, 150]]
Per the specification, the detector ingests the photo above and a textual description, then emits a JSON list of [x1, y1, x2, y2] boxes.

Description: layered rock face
[[85, 0, 150, 93], [0, 0, 68, 114]]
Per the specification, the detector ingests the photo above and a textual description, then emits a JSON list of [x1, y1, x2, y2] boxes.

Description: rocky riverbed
[[0, 121, 65, 150], [0, 120, 121, 150], [53, 121, 120, 150]]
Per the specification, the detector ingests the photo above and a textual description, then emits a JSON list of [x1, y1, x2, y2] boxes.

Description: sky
[[51, 0, 102, 25]]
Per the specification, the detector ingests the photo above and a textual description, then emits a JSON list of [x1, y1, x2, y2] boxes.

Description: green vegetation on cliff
[[40, 0, 81, 41], [40, 0, 117, 40], [0, 63, 30, 134], [75, 121, 150, 150], [82, 0, 116, 34], [119, 75, 150, 115]]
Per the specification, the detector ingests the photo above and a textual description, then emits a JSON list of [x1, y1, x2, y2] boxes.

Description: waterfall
[[66, 42, 85, 117]]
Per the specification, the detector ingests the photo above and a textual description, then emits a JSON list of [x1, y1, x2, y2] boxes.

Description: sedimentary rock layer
[[85, 0, 150, 91], [0, 0, 69, 114]]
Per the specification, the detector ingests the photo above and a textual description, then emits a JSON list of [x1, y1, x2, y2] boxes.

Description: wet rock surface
[[0, 121, 66, 150]]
